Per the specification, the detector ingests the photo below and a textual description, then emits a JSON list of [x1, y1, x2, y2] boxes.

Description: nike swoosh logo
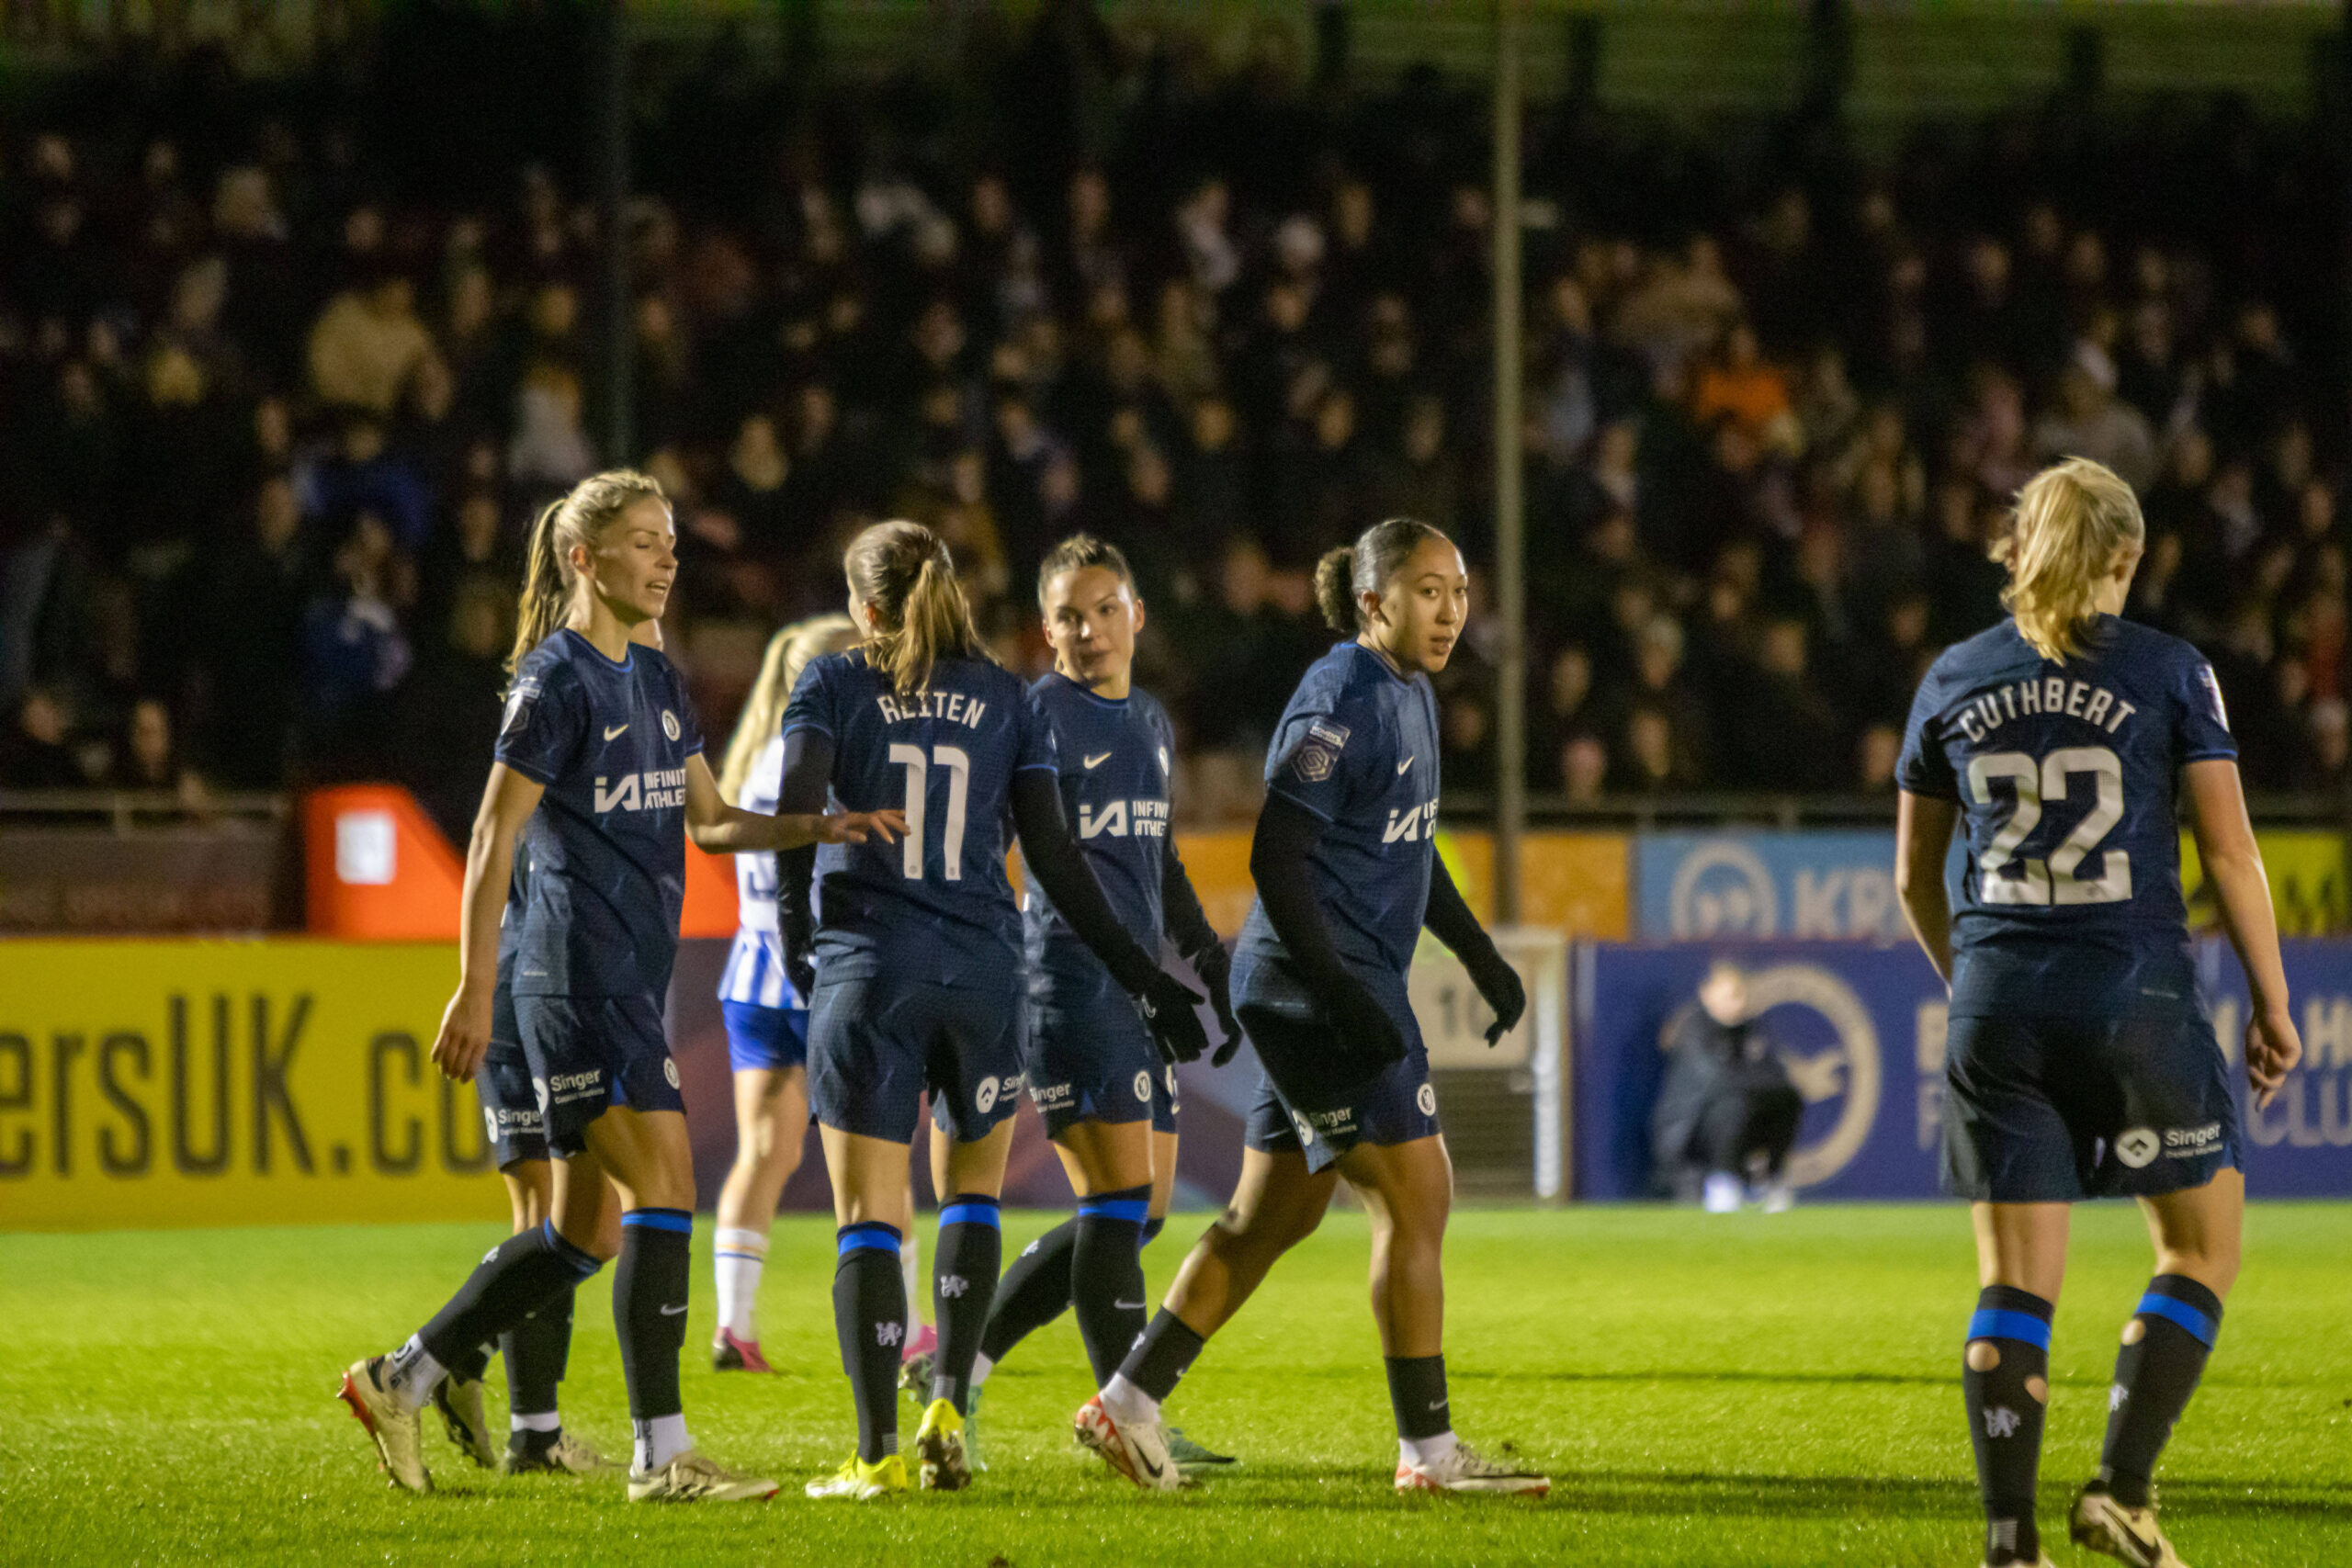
[[659, 1303, 687, 1316], [1083, 751, 1113, 769], [1133, 1444, 1167, 1482], [605, 724, 629, 740], [1397, 756, 1414, 774], [1429, 1399, 1448, 1410]]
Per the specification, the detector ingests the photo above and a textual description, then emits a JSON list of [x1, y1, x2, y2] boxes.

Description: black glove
[[1135, 969, 1210, 1066], [1317, 974, 1408, 1083], [779, 844, 818, 999], [783, 924, 817, 1002], [1193, 942, 1243, 1067], [1466, 949, 1526, 1046]]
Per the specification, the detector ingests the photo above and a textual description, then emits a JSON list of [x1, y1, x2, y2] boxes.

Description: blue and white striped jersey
[[718, 733, 803, 1010]]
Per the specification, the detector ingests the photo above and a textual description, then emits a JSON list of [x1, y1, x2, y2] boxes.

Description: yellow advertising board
[[0, 941, 504, 1231], [1178, 829, 1631, 940], [2180, 830, 2348, 938]]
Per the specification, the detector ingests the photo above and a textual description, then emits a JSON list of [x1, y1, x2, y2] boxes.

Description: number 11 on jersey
[[890, 743, 971, 881]]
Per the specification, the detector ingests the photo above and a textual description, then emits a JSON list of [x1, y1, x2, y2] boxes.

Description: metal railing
[[0, 789, 291, 835]]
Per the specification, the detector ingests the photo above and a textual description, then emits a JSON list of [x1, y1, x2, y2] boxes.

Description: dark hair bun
[[1313, 546, 1359, 632]]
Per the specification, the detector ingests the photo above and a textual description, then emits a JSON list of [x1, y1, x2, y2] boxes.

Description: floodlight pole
[[594, 0, 633, 465], [1491, 0, 1527, 925]]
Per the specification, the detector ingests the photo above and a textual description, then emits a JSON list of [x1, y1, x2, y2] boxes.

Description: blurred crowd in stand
[[2, 9, 2343, 834]]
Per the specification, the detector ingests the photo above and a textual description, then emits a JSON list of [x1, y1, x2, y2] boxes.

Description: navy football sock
[[1385, 1354, 1451, 1441], [1070, 1184, 1151, 1387], [979, 1216, 1078, 1364], [1118, 1308, 1207, 1404], [502, 1286, 575, 1420], [833, 1223, 906, 1461], [931, 1193, 1002, 1413], [614, 1209, 692, 1464], [2098, 1275, 2222, 1508], [409, 1220, 601, 1395], [1963, 1286, 2052, 1566]]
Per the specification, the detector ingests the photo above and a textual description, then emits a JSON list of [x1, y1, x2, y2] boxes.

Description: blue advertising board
[[1574, 939, 2352, 1201], [1634, 831, 1918, 942]]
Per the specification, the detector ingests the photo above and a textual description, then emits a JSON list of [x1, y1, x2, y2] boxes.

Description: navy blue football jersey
[[496, 629, 706, 998], [1023, 673, 1175, 991], [782, 648, 1057, 987], [1897, 615, 2236, 1018], [1237, 640, 1443, 980]]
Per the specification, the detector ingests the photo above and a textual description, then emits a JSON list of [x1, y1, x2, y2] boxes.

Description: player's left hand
[[819, 808, 905, 845], [2246, 1002, 2302, 1110], [1136, 970, 1210, 1066], [1194, 942, 1243, 1066], [1467, 950, 1526, 1046]]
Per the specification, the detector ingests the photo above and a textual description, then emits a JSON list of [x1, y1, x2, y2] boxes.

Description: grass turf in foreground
[[0, 1204, 2345, 1567]]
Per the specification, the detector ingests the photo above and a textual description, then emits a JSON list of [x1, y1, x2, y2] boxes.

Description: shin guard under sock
[[1963, 1286, 2053, 1566], [615, 1209, 692, 1467], [834, 1223, 906, 1461], [1070, 1185, 1151, 1387], [2098, 1275, 2222, 1508], [930, 1193, 1001, 1413]]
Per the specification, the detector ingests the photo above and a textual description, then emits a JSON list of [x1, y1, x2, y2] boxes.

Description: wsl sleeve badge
[[501, 676, 541, 737], [2198, 662, 2230, 731], [1291, 718, 1351, 783]]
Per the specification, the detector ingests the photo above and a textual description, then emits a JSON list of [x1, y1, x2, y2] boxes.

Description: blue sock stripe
[[621, 1208, 693, 1235], [837, 1223, 901, 1256], [1077, 1198, 1151, 1224], [539, 1219, 603, 1279], [2136, 1292, 2218, 1348], [1967, 1309, 2053, 1350], [939, 1202, 1002, 1230]]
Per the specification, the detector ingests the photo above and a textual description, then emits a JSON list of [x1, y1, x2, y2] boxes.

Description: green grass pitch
[[2, 1204, 2345, 1566]]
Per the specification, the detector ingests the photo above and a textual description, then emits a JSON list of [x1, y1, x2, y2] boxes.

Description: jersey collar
[[563, 626, 635, 672], [1343, 638, 1409, 685], [1046, 670, 1129, 707]]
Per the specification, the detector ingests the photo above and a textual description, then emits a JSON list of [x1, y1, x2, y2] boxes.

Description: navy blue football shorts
[[1237, 988, 1438, 1176], [477, 1016, 548, 1168], [807, 969, 1025, 1145], [1025, 976, 1178, 1139], [723, 999, 809, 1074], [514, 992, 685, 1158], [1941, 1009, 2243, 1203]]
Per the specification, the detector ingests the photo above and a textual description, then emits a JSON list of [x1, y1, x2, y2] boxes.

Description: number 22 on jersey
[[1966, 744, 2132, 906]]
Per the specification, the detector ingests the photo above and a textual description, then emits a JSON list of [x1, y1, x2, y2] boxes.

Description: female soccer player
[[777, 519, 1208, 1500], [336, 469, 899, 1501], [959, 535, 1240, 1474], [1079, 518, 1546, 1496], [427, 618, 666, 1479], [1894, 457, 2301, 1568], [707, 614, 855, 1372], [704, 614, 941, 1381]]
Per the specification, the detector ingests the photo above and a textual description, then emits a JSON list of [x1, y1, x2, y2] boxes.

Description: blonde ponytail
[[2002, 457, 2145, 664], [842, 519, 990, 697], [504, 468, 669, 679], [717, 612, 856, 804]]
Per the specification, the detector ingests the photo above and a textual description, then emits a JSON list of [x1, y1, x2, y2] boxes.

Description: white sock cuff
[[1399, 1430, 1458, 1469], [511, 1410, 561, 1433], [714, 1227, 769, 1258], [1101, 1373, 1159, 1427], [970, 1352, 995, 1389], [635, 1412, 692, 1472]]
